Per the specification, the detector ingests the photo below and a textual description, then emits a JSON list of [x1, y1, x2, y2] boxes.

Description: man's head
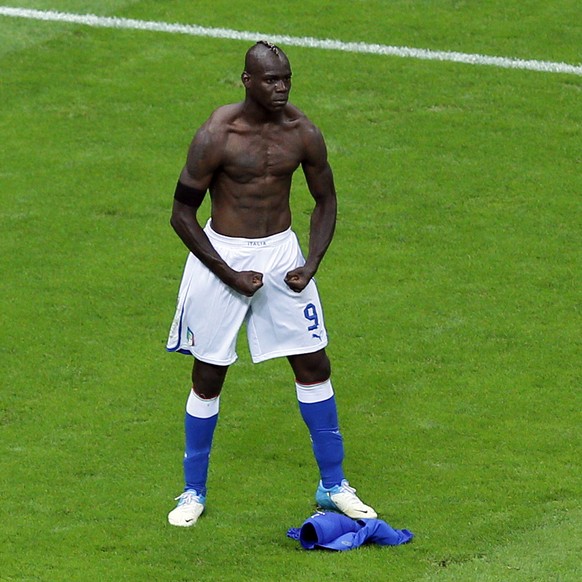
[[241, 41, 292, 112]]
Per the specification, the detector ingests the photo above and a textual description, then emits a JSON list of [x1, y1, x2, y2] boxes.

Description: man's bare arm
[[285, 124, 337, 292], [170, 123, 263, 297]]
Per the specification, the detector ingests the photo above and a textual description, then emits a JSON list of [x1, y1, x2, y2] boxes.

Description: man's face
[[243, 53, 292, 112]]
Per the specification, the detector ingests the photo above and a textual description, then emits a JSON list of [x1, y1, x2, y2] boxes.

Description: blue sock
[[183, 391, 219, 497], [296, 380, 345, 488]]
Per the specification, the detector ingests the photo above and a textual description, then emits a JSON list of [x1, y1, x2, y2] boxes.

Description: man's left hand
[[284, 267, 313, 293]]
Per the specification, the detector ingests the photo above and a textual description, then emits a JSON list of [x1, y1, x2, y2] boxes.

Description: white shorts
[[166, 221, 328, 365]]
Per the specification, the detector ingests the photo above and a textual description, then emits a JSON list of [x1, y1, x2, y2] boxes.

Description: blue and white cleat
[[168, 490, 206, 527], [315, 479, 377, 519]]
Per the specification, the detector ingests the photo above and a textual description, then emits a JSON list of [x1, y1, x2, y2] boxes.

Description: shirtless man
[[166, 41, 376, 526]]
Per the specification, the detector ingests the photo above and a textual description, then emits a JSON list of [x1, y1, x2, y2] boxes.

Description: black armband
[[173, 180, 206, 207]]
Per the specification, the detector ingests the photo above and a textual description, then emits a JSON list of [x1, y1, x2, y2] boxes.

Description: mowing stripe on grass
[[1, 5, 581, 76]]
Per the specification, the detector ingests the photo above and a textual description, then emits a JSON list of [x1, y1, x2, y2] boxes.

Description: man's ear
[[241, 71, 251, 87]]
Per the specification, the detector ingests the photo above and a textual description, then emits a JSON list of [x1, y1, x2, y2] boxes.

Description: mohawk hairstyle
[[257, 40, 280, 55]]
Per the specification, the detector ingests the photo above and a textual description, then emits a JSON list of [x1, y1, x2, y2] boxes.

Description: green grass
[[1, 1, 580, 580]]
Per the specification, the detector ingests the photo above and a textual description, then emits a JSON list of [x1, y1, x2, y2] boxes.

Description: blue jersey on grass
[[287, 511, 413, 551]]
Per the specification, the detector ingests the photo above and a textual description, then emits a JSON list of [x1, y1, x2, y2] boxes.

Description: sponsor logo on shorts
[[187, 328, 196, 346]]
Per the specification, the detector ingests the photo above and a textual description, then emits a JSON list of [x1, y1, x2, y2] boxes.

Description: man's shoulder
[[284, 104, 325, 148], [194, 103, 245, 144], [203, 103, 244, 129], [285, 104, 321, 135], [285, 103, 309, 124], [209, 102, 244, 120]]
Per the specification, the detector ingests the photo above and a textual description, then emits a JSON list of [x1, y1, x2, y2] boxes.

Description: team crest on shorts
[[186, 327, 196, 346]]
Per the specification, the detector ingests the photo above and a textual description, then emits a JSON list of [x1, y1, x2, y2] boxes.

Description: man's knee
[[288, 349, 331, 384], [192, 360, 228, 399]]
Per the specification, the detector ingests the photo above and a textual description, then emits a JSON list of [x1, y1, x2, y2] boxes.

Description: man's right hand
[[229, 271, 264, 297]]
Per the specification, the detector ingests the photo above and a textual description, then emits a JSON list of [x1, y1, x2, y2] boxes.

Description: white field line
[[1, 6, 581, 76]]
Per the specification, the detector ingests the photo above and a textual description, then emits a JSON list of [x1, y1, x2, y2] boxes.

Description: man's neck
[[241, 99, 285, 125]]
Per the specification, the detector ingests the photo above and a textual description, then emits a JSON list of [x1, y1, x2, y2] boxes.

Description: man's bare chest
[[222, 130, 303, 180]]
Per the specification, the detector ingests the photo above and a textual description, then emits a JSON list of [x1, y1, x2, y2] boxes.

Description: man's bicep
[[303, 161, 336, 203], [181, 125, 222, 190], [302, 123, 329, 170], [301, 125, 335, 192]]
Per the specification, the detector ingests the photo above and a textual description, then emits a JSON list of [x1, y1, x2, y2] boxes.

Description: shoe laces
[[175, 490, 201, 505], [338, 480, 357, 495]]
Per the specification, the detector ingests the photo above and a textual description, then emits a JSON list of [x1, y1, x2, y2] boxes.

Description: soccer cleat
[[315, 479, 378, 519], [168, 490, 206, 527]]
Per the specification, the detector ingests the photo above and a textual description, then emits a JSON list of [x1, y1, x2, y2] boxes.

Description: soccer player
[[166, 41, 376, 526]]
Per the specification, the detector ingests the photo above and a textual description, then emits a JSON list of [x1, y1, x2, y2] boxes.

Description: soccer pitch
[[1, 1, 580, 580]]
